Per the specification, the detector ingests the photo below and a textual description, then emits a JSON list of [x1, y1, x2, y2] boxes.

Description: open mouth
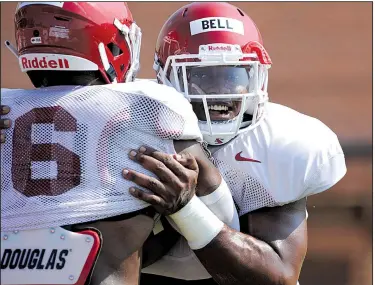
[[207, 102, 234, 120], [192, 101, 241, 121]]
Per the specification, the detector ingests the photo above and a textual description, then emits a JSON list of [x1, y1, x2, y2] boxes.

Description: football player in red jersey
[[124, 2, 347, 285], [0, 2, 238, 285]]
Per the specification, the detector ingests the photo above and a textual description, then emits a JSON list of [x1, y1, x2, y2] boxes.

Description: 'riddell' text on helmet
[[6, 2, 142, 87]]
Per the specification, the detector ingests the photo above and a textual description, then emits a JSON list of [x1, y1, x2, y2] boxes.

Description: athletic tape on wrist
[[199, 178, 240, 231], [168, 195, 224, 250]]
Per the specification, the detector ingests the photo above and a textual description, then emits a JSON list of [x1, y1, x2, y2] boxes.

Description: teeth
[[208, 105, 229, 111]]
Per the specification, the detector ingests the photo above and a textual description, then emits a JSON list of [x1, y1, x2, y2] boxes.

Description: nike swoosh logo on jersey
[[235, 151, 261, 163]]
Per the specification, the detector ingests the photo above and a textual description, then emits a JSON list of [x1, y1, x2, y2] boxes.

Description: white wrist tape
[[199, 178, 240, 231], [168, 195, 224, 250]]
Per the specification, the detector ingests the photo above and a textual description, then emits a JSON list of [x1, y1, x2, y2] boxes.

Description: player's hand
[[1, 105, 11, 144], [123, 146, 199, 216]]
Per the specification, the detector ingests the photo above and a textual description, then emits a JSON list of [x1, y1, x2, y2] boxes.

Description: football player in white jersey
[[122, 2, 347, 285], [0, 2, 239, 285]]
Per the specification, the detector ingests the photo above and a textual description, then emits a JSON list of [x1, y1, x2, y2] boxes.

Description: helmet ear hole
[[107, 42, 123, 57]]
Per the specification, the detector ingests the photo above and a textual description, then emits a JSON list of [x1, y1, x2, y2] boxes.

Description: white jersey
[[1, 80, 202, 232], [213, 102, 346, 216], [143, 102, 346, 280]]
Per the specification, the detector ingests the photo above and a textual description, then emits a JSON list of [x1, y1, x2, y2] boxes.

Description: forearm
[[168, 197, 298, 285], [194, 225, 295, 285]]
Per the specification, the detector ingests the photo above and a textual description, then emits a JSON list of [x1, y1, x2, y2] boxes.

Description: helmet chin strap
[[4, 41, 19, 59]]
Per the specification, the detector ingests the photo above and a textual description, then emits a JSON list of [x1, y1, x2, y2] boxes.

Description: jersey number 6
[[12, 106, 81, 197]]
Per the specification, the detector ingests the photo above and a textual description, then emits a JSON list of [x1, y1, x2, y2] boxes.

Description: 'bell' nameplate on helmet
[[1, 227, 97, 285], [190, 17, 245, 36]]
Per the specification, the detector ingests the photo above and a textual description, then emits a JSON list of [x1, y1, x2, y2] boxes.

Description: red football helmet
[[6, 2, 141, 86], [154, 2, 272, 145]]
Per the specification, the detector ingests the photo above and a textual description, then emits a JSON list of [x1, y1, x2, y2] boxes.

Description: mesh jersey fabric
[[1, 80, 202, 231]]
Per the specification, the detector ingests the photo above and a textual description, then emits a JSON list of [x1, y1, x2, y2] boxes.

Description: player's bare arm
[[125, 147, 307, 285], [194, 199, 307, 285]]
